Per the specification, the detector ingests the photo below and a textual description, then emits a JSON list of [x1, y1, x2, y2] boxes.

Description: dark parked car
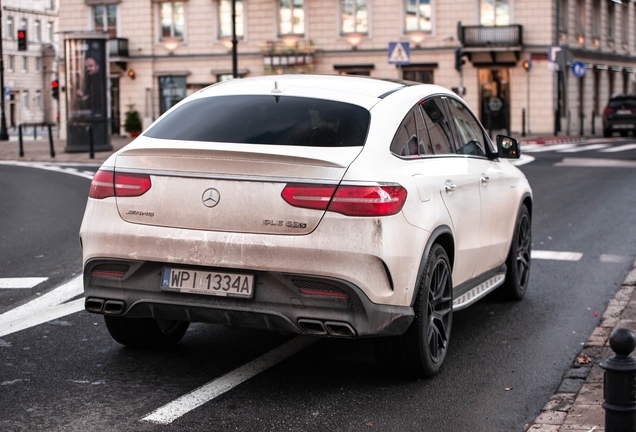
[[603, 94, 636, 137]]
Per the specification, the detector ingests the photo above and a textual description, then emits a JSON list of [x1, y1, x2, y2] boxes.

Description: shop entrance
[[479, 69, 510, 134]]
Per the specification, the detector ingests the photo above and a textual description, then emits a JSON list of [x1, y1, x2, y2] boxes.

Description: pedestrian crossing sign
[[388, 42, 410, 65]]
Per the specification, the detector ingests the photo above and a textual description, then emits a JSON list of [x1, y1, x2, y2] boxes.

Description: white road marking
[[522, 144, 578, 153], [557, 144, 611, 153], [511, 154, 535, 166], [0, 161, 95, 179], [600, 254, 635, 263], [0, 277, 48, 289], [142, 336, 319, 424], [519, 144, 545, 152], [0, 275, 84, 338], [554, 158, 636, 168], [599, 143, 636, 153], [532, 250, 583, 261]]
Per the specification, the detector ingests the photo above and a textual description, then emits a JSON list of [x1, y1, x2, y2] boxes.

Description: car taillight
[[282, 183, 407, 216], [603, 108, 615, 116], [89, 170, 151, 199]]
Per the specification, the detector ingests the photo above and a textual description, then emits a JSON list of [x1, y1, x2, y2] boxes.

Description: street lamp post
[[0, 6, 10, 141]]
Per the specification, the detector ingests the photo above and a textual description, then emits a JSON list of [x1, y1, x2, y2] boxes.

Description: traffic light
[[455, 48, 466, 72], [17, 30, 27, 51], [522, 55, 532, 72], [51, 80, 59, 100]]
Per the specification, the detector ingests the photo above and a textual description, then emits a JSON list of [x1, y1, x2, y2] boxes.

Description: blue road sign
[[571, 61, 586, 78], [388, 42, 410, 65], [4, 86, 9, 99]]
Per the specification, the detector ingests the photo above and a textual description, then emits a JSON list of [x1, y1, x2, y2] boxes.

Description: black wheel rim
[[516, 214, 531, 291], [427, 259, 452, 364]]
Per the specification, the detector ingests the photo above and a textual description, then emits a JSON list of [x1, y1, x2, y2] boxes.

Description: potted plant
[[124, 104, 142, 137]]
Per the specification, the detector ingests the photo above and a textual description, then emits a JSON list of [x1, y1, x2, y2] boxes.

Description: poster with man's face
[[65, 38, 107, 120]]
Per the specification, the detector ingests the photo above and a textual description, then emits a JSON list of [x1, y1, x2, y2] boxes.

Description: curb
[[524, 264, 636, 431], [521, 136, 589, 146]]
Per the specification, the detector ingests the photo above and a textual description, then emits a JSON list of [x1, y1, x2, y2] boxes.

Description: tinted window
[[145, 95, 370, 147], [446, 98, 487, 157], [391, 108, 418, 157], [419, 97, 454, 155], [608, 98, 636, 109]]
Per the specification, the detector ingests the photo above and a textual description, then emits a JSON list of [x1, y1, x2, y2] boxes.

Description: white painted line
[[511, 154, 535, 166], [142, 336, 319, 424], [557, 144, 611, 153], [0, 277, 48, 289], [0, 275, 84, 338], [519, 144, 545, 152], [532, 250, 583, 261], [600, 254, 635, 263], [522, 144, 578, 153], [599, 143, 636, 153], [554, 158, 636, 168], [0, 161, 95, 179]]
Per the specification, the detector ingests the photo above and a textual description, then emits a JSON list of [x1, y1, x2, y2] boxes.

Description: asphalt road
[[1, 140, 636, 431]]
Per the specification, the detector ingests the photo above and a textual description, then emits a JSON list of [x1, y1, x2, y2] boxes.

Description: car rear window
[[144, 95, 371, 147], [608, 98, 636, 109]]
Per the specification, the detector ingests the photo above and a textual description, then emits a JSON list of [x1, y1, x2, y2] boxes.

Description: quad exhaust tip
[[85, 298, 126, 315], [298, 319, 356, 337]]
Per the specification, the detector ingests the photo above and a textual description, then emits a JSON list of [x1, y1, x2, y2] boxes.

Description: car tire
[[373, 243, 453, 378], [104, 316, 189, 349], [499, 205, 531, 300], [603, 129, 612, 138]]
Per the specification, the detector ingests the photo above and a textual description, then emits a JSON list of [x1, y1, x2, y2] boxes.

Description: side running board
[[452, 273, 506, 311]]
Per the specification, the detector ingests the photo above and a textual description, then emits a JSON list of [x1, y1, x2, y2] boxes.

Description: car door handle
[[444, 182, 457, 194], [480, 175, 490, 185]]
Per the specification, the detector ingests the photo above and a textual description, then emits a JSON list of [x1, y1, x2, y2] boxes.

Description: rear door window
[[419, 97, 454, 155], [144, 95, 371, 147]]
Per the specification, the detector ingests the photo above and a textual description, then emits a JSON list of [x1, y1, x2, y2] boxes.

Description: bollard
[[33, 124, 37, 140], [88, 125, 94, 159], [522, 108, 526, 137], [591, 111, 596, 135], [18, 124, 24, 157], [579, 111, 584, 136], [47, 124, 55, 158], [600, 327, 636, 432]]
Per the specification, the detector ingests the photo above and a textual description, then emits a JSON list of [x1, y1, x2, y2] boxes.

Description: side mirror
[[496, 135, 520, 159]]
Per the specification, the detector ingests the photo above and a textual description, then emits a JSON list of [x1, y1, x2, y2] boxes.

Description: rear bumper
[[83, 258, 414, 338]]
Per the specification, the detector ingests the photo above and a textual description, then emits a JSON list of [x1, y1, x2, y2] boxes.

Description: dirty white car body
[[80, 75, 532, 377]]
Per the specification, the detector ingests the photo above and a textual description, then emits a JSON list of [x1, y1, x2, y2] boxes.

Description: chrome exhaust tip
[[325, 321, 356, 337], [298, 319, 328, 335]]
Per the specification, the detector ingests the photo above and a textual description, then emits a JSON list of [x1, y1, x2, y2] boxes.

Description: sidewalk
[[0, 134, 132, 164]]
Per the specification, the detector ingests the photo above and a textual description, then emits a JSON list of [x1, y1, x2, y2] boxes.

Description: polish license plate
[[616, 109, 632, 115], [161, 268, 254, 298]]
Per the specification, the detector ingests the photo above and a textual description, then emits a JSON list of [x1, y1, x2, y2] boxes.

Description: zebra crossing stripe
[[557, 144, 611, 153], [598, 143, 636, 153]]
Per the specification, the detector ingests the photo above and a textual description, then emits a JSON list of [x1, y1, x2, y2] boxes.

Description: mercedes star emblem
[[202, 188, 221, 208]]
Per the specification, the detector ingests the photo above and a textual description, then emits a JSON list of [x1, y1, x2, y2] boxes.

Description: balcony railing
[[108, 38, 129, 58], [459, 24, 523, 48]]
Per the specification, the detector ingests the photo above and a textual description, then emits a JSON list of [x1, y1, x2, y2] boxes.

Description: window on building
[[22, 91, 29, 109], [575, 0, 585, 37], [591, 0, 600, 37], [35, 57, 41, 72], [8, 55, 14, 73], [20, 18, 27, 34], [405, 0, 432, 32], [219, 0, 243, 38], [279, 0, 304, 35], [159, 76, 187, 114], [480, 0, 510, 27], [44, 0, 53, 9], [22, 56, 28, 73], [161, 2, 184, 39], [607, 1, 614, 41], [93, 5, 118, 38], [47, 22, 54, 42], [35, 90, 42, 110], [403, 68, 434, 83], [558, 0, 568, 33], [621, 3, 628, 44], [7, 16, 14, 39], [34, 20, 41, 42], [341, 0, 368, 34]]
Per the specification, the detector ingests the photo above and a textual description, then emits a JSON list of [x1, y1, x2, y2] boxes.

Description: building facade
[[2, 0, 59, 129], [54, 0, 635, 139]]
